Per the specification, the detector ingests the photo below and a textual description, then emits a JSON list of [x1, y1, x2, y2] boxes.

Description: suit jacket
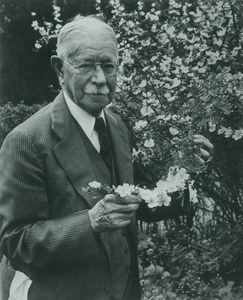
[[0, 92, 189, 300]]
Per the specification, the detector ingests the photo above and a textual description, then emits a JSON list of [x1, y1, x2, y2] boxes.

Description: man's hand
[[193, 134, 213, 164], [88, 194, 141, 233]]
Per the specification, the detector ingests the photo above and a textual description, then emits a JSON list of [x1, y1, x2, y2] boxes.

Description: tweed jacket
[[0, 92, 189, 300]]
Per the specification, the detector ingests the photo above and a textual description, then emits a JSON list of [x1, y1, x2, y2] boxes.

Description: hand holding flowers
[[88, 192, 141, 233], [85, 166, 197, 209]]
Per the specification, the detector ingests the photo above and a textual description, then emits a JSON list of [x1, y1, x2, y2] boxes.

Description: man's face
[[62, 33, 118, 117]]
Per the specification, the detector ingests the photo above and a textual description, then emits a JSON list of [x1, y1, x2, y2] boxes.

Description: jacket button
[[125, 264, 130, 271], [121, 229, 125, 236], [124, 247, 129, 253], [102, 287, 109, 295]]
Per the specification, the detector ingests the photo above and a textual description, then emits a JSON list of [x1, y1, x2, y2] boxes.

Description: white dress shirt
[[64, 90, 105, 153], [8, 271, 32, 300]]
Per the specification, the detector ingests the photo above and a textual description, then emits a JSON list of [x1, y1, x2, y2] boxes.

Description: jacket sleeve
[[0, 130, 105, 273], [133, 161, 191, 222]]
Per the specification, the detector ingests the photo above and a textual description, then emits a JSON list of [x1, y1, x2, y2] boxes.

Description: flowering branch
[[84, 166, 197, 208]]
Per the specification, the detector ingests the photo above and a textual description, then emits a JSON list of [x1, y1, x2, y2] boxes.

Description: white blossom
[[134, 120, 148, 130], [144, 139, 155, 148], [88, 181, 101, 189], [115, 183, 135, 197]]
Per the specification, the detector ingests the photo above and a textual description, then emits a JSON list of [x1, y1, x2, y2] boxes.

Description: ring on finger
[[104, 216, 111, 223]]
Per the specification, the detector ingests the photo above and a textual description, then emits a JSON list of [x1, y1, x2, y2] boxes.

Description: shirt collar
[[63, 91, 105, 138]]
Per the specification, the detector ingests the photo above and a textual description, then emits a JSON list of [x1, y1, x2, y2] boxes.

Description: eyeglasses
[[62, 58, 118, 77]]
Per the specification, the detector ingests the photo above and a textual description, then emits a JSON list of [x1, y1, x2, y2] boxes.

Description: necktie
[[94, 117, 113, 174]]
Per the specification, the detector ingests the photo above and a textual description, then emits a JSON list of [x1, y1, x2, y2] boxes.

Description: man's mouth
[[86, 92, 108, 95], [84, 84, 110, 95]]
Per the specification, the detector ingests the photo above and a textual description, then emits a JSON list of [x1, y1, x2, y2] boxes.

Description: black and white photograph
[[0, 0, 242, 299]]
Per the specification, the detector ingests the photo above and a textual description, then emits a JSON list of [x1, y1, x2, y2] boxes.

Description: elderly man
[[0, 16, 213, 300]]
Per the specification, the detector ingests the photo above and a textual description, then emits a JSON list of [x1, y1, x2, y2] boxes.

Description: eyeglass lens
[[79, 63, 116, 76]]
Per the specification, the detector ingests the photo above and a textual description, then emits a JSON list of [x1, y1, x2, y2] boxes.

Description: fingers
[[88, 194, 140, 233], [194, 154, 206, 165], [123, 195, 142, 203], [193, 134, 213, 162], [96, 212, 133, 230], [104, 194, 141, 204], [103, 201, 139, 214], [103, 195, 140, 214], [200, 148, 211, 161], [193, 135, 213, 153]]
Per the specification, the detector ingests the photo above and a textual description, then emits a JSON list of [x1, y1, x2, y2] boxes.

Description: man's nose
[[91, 65, 107, 85]]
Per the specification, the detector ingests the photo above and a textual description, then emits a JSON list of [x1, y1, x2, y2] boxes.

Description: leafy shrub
[[138, 217, 243, 300], [0, 101, 46, 146]]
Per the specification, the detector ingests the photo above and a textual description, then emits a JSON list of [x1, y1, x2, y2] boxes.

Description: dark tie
[[94, 117, 113, 174]]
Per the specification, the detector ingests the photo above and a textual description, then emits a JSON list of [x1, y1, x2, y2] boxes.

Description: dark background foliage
[[0, 0, 100, 105], [0, 0, 146, 105]]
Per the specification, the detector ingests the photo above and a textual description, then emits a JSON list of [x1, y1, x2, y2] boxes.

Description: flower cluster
[[106, 0, 243, 177], [84, 166, 196, 208], [31, 2, 62, 50]]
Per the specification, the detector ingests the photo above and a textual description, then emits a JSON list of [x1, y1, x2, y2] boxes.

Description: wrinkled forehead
[[69, 31, 118, 60]]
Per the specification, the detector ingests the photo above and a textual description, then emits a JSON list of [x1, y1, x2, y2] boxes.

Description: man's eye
[[103, 63, 115, 74], [79, 63, 94, 73]]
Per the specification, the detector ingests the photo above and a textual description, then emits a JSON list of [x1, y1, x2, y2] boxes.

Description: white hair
[[56, 15, 118, 61]]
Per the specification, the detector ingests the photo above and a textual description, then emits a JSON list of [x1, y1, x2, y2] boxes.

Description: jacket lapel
[[50, 92, 134, 207], [51, 92, 110, 207]]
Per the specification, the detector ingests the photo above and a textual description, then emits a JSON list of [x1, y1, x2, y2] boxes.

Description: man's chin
[[87, 106, 106, 117], [85, 94, 111, 106], [80, 95, 111, 116]]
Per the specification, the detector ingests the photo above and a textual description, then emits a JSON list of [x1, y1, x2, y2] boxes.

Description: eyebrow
[[76, 59, 115, 67], [75, 54, 116, 64]]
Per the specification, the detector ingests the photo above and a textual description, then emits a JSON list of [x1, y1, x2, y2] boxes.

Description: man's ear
[[51, 55, 64, 84]]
